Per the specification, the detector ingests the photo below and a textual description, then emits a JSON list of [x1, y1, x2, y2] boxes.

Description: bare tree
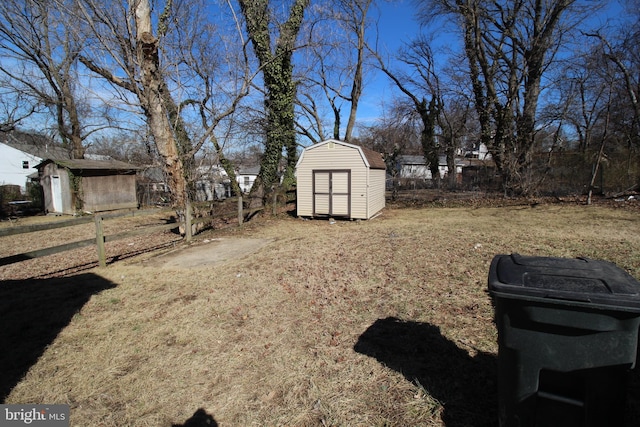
[[372, 35, 442, 185], [74, 0, 251, 208], [296, 0, 375, 144], [0, 0, 95, 158], [585, 4, 640, 150], [165, 1, 253, 197], [131, 0, 189, 207], [587, 89, 612, 205], [0, 89, 42, 132], [556, 43, 616, 153], [357, 101, 421, 199], [337, 0, 373, 142], [439, 94, 476, 189], [85, 130, 157, 164], [423, 0, 591, 196]]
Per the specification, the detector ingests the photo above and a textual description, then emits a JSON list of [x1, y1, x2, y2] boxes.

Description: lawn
[[2, 202, 640, 426]]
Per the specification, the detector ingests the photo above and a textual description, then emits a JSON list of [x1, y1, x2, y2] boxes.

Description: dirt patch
[[141, 237, 274, 269]]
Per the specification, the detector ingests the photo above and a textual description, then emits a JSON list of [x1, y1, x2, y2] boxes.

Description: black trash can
[[488, 253, 640, 427]]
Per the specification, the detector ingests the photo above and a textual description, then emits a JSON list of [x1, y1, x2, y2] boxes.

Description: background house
[[236, 165, 259, 193], [138, 163, 250, 206], [0, 130, 69, 192], [465, 143, 492, 160], [394, 150, 494, 189], [396, 155, 449, 180], [194, 164, 231, 201], [37, 158, 139, 214], [397, 155, 431, 180]]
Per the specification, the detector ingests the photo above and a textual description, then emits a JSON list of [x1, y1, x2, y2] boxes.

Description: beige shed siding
[[367, 169, 386, 217], [296, 140, 385, 219]]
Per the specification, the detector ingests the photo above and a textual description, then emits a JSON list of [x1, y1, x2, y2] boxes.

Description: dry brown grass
[[2, 202, 640, 426]]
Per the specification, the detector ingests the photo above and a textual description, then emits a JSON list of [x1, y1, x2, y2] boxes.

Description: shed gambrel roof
[[359, 145, 386, 170], [297, 139, 386, 170]]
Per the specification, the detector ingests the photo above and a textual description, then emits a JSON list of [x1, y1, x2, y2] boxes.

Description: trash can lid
[[488, 253, 640, 311]]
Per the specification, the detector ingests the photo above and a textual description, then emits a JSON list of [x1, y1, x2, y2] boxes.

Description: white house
[[194, 164, 231, 201], [193, 164, 257, 199], [467, 143, 492, 160], [236, 165, 259, 193], [397, 152, 490, 183], [0, 131, 69, 192], [397, 155, 431, 179], [397, 155, 450, 180]]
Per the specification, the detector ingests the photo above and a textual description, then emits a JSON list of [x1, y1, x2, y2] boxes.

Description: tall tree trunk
[[588, 92, 612, 205], [133, 0, 187, 208], [240, 0, 308, 201], [209, 135, 242, 197], [420, 97, 440, 184], [343, 0, 370, 142], [57, 84, 86, 159]]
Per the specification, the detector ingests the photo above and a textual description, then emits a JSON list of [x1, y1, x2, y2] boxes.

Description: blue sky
[[355, 0, 450, 131], [376, 0, 422, 50]]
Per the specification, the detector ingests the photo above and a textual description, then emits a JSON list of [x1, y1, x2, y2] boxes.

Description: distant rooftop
[[38, 158, 140, 171], [0, 130, 71, 160]]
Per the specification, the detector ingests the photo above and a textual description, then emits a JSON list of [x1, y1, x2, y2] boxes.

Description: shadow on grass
[[172, 408, 218, 426], [0, 273, 117, 402], [354, 317, 498, 427]]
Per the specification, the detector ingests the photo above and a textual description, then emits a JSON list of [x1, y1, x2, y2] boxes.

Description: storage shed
[[295, 139, 386, 219], [37, 158, 140, 214]]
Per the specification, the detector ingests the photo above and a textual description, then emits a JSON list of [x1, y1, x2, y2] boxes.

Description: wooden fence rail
[[0, 193, 287, 269], [0, 208, 176, 268], [0, 216, 95, 238]]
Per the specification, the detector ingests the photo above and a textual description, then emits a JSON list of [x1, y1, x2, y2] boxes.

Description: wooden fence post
[[238, 195, 243, 226], [185, 200, 192, 242], [95, 214, 106, 267]]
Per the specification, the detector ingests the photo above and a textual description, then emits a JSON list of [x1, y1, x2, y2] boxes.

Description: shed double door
[[313, 170, 351, 217]]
